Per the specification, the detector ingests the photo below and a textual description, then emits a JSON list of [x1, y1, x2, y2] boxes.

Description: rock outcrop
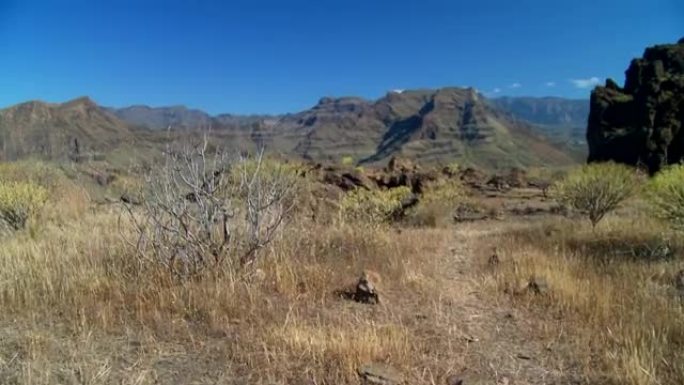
[[587, 38, 684, 173]]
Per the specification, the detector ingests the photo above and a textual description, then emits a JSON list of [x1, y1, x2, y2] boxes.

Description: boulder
[[527, 276, 549, 295], [358, 363, 404, 385], [587, 39, 684, 174], [322, 167, 374, 191], [354, 270, 381, 304], [674, 269, 684, 293], [444, 373, 489, 385], [488, 247, 500, 266]]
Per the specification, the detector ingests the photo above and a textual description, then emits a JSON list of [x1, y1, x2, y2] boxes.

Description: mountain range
[[0, 88, 589, 169]]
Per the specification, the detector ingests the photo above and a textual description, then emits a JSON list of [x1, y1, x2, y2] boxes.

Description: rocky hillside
[[0, 97, 134, 161], [491, 96, 589, 158], [106, 105, 213, 130], [268, 88, 576, 168], [587, 38, 684, 173], [0, 88, 579, 169], [491, 96, 589, 127], [107, 105, 277, 131]]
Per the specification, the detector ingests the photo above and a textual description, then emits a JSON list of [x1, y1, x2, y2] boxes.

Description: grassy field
[[0, 159, 682, 384], [480, 212, 684, 385]]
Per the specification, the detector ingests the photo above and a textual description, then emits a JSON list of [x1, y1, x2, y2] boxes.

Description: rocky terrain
[[587, 38, 684, 173]]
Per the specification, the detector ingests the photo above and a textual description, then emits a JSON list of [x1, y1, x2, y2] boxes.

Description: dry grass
[[483, 213, 684, 385], [0, 179, 467, 384], [5, 160, 683, 384]]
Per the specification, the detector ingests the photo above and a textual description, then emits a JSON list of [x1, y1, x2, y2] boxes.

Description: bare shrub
[[122, 137, 296, 277]]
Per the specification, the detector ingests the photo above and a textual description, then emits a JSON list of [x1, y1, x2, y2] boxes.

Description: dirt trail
[[434, 220, 582, 385]]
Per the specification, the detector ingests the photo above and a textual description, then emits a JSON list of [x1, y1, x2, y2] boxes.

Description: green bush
[[445, 161, 460, 176], [341, 156, 354, 166], [407, 179, 465, 227], [0, 160, 61, 189], [551, 162, 636, 228], [646, 164, 684, 231], [0, 181, 48, 230], [339, 186, 412, 225]]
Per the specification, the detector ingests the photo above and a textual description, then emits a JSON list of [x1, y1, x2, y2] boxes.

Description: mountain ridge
[[0, 89, 586, 168]]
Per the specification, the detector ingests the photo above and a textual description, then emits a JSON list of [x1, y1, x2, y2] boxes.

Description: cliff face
[[587, 38, 684, 173]]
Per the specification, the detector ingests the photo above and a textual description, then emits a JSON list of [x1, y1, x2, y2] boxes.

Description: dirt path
[[433, 220, 583, 385], [0, 218, 586, 385]]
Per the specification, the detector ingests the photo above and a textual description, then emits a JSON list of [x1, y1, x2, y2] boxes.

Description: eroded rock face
[[587, 39, 684, 173]]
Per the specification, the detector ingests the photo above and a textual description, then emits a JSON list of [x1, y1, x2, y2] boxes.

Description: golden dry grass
[[482, 213, 684, 385], [0, 180, 469, 384], [3, 160, 684, 385]]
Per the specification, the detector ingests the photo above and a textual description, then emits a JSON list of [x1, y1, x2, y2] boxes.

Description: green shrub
[[419, 179, 464, 207], [407, 179, 465, 227], [339, 186, 412, 225], [0, 160, 61, 190], [646, 164, 684, 231], [341, 156, 354, 166], [0, 181, 49, 230], [445, 161, 460, 176], [551, 162, 636, 228]]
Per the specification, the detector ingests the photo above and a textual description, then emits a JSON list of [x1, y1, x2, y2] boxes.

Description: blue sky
[[1, 0, 682, 114]]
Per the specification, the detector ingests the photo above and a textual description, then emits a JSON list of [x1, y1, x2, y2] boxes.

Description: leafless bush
[[122, 137, 295, 278]]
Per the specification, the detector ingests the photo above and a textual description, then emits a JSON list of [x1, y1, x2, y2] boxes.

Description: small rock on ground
[[358, 363, 404, 385]]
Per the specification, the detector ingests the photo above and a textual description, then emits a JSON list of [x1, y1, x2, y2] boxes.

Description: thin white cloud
[[570, 77, 601, 88], [509, 82, 522, 89], [492, 87, 501, 93], [545, 81, 556, 87]]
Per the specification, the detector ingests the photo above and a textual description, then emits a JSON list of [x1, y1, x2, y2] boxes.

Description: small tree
[[646, 164, 684, 231], [551, 162, 636, 228]]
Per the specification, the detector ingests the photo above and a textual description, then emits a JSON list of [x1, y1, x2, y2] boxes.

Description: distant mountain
[[106, 105, 278, 131], [490, 96, 589, 158], [0, 97, 133, 161], [490, 96, 589, 127], [264, 88, 577, 168], [106, 105, 213, 130], [0, 89, 581, 169]]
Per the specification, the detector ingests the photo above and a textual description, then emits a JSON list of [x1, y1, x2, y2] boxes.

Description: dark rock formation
[[587, 39, 684, 173]]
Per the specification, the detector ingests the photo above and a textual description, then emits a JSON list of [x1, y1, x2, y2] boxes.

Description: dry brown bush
[[122, 139, 296, 278]]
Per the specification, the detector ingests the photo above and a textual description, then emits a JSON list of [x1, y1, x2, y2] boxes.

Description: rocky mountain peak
[[587, 38, 684, 173]]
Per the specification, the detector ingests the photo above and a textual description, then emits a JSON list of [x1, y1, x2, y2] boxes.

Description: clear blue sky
[[1, 0, 682, 114]]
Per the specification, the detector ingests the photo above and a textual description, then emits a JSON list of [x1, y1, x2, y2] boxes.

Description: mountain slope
[[490, 96, 589, 127], [0, 97, 134, 161], [106, 105, 213, 130], [267, 88, 577, 168], [0, 90, 579, 169], [490, 96, 589, 160], [107, 105, 278, 131]]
